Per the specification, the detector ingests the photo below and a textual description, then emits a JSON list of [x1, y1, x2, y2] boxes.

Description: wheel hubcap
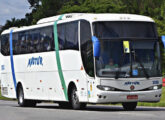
[[19, 90, 23, 104], [73, 90, 79, 104]]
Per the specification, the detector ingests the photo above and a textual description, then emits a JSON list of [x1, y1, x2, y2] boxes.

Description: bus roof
[[1, 13, 154, 35], [37, 13, 154, 24]]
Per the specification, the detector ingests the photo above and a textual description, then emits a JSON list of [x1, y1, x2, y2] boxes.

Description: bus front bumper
[[90, 89, 162, 103]]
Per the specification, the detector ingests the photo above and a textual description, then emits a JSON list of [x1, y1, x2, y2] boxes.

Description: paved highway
[[0, 100, 165, 120]]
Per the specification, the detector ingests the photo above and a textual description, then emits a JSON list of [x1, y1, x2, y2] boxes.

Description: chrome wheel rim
[[73, 89, 79, 105], [19, 89, 23, 104]]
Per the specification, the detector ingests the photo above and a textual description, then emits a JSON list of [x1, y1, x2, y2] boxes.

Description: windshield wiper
[[115, 51, 150, 79], [134, 54, 150, 79], [115, 53, 126, 79]]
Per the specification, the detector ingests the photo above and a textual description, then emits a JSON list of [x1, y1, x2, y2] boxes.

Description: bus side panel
[[13, 52, 65, 101], [59, 50, 88, 102], [22, 72, 64, 101], [1, 56, 17, 99], [1, 50, 88, 102]]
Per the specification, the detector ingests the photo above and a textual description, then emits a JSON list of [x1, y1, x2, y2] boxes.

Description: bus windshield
[[93, 21, 161, 78]]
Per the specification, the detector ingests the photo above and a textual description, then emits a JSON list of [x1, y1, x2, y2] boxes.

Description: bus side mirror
[[161, 36, 165, 48], [92, 36, 100, 58]]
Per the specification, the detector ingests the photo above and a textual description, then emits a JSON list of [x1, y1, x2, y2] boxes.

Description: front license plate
[[127, 95, 138, 100]]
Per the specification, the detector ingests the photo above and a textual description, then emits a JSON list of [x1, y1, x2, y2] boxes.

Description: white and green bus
[[0, 13, 163, 110]]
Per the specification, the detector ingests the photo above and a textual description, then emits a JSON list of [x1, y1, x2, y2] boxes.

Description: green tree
[[60, 0, 125, 13], [31, 0, 69, 24], [28, 0, 41, 9]]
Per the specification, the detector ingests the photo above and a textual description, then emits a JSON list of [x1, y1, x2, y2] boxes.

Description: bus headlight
[[97, 85, 115, 91], [148, 85, 162, 90]]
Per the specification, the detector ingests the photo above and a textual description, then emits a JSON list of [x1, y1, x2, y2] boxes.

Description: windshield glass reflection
[[96, 40, 161, 78]]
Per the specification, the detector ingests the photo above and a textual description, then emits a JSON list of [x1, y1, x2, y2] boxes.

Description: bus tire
[[70, 86, 86, 110], [122, 102, 137, 111], [17, 86, 36, 107]]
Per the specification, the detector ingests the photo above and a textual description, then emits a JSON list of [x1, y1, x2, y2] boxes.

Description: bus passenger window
[[34, 34, 38, 52], [27, 34, 33, 53], [1, 35, 9, 56], [20, 35, 27, 54], [65, 21, 79, 50], [26, 34, 30, 53], [40, 26, 53, 52], [43, 36, 51, 51], [15, 35, 21, 55], [40, 34, 45, 52], [13, 33, 18, 55], [51, 32, 55, 51], [57, 24, 65, 50]]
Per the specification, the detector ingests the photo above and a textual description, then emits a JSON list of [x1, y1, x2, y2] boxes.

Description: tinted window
[[31, 30, 40, 53], [65, 22, 78, 50], [1, 23, 78, 56], [58, 21, 79, 50], [13, 33, 19, 54], [80, 20, 94, 77], [57, 24, 65, 50], [26, 32, 33, 53], [1, 35, 9, 56], [93, 22, 157, 39], [40, 26, 54, 52], [19, 32, 28, 54]]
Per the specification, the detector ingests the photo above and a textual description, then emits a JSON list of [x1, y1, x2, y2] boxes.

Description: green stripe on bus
[[53, 15, 68, 101]]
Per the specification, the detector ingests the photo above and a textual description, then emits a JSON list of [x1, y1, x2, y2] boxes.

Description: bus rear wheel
[[70, 86, 86, 110], [17, 86, 36, 107], [122, 102, 137, 111]]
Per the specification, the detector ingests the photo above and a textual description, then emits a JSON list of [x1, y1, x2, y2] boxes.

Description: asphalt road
[[0, 100, 165, 120]]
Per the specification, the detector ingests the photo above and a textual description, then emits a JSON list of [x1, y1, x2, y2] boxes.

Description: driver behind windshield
[[105, 58, 118, 69]]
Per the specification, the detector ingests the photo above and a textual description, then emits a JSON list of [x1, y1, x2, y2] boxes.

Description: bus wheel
[[70, 86, 86, 110], [17, 86, 36, 107], [122, 102, 137, 111]]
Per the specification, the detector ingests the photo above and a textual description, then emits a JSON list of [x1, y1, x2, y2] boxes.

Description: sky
[[0, 0, 31, 26]]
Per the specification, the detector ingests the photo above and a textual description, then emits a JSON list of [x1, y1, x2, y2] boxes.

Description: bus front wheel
[[70, 86, 86, 110], [17, 86, 36, 107], [122, 102, 137, 111]]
